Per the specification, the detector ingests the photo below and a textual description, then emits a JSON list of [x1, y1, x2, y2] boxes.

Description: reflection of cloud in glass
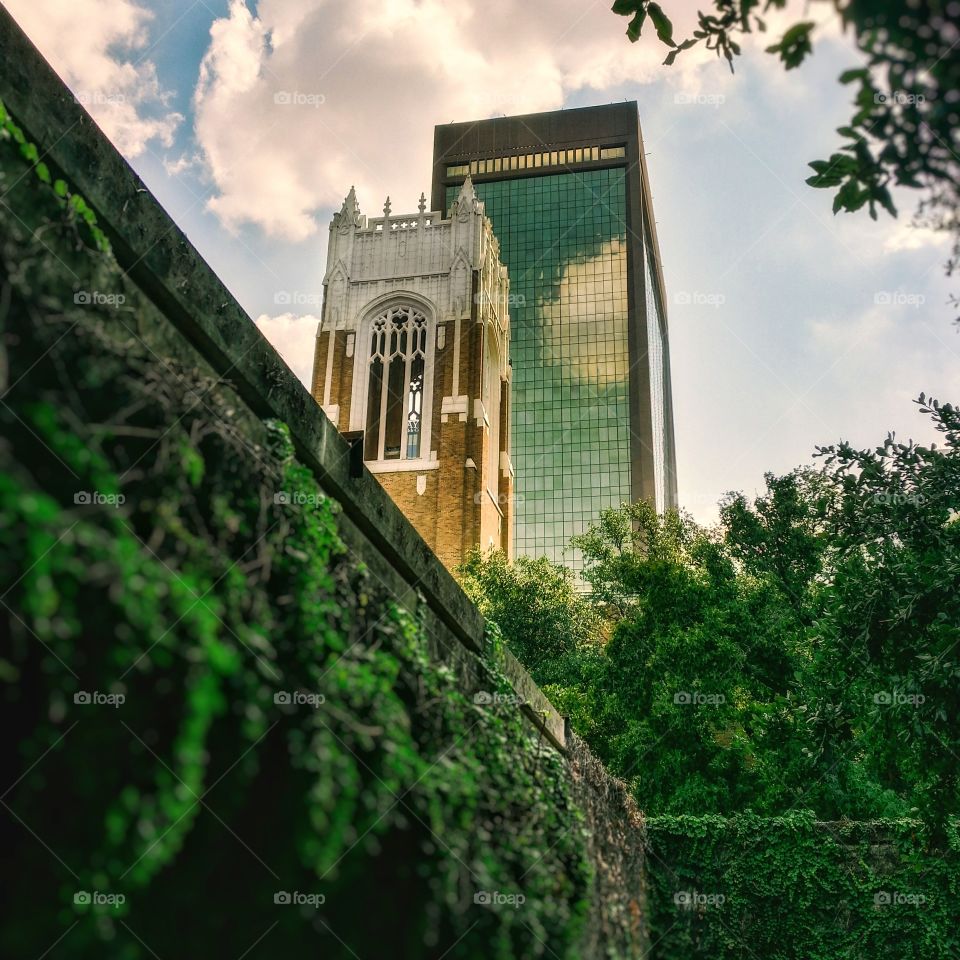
[[536, 238, 629, 384], [452, 170, 634, 571]]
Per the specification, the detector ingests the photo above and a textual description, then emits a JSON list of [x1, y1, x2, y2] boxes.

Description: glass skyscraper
[[432, 103, 677, 570]]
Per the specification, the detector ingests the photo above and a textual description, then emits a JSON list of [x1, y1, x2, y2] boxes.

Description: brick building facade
[[311, 179, 513, 571]]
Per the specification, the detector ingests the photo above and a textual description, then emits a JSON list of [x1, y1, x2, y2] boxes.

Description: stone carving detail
[[330, 271, 346, 306], [452, 175, 478, 221], [334, 185, 362, 234]]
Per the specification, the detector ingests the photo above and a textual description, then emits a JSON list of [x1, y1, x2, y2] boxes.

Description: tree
[[720, 469, 833, 626], [572, 501, 807, 813], [805, 395, 960, 827], [457, 548, 604, 686], [612, 0, 960, 318]]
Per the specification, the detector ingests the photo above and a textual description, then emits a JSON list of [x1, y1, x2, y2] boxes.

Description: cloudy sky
[[5, 0, 957, 524]]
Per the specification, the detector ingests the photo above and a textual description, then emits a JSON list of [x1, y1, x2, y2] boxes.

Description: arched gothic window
[[364, 304, 428, 461]]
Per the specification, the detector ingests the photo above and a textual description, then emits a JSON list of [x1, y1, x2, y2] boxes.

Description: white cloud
[[539, 239, 629, 382], [3, 0, 182, 156], [190, 0, 724, 241], [809, 305, 895, 352], [883, 220, 951, 254], [162, 152, 203, 178], [255, 312, 320, 388]]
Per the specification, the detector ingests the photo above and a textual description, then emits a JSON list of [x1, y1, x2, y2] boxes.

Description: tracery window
[[364, 305, 428, 461]]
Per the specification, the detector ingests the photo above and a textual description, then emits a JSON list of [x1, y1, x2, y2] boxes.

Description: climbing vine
[[645, 813, 960, 959]]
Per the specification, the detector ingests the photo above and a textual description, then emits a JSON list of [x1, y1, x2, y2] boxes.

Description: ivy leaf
[[806, 159, 844, 188], [626, 7, 647, 42], [647, 2, 676, 46], [766, 21, 815, 69], [873, 185, 897, 218], [839, 67, 869, 84]]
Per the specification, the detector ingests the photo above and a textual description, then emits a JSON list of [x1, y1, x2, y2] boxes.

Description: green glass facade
[[446, 169, 632, 567]]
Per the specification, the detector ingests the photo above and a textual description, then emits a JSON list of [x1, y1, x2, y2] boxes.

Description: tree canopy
[[611, 0, 960, 318], [460, 397, 960, 825]]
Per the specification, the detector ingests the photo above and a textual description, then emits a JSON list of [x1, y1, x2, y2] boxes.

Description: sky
[[4, 0, 957, 525]]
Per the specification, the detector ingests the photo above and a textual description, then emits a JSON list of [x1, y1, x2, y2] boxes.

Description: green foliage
[[458, 548, 603, 686], [609, 1, 960, 315], [469, 404, 959, 827], [0, 99, 592, 959], [806, 396, 960, 829], [765, 21, 816, 70], [646, 813, 960, 959], [0, 97, 111, 252], [569, 500, 806, 814]]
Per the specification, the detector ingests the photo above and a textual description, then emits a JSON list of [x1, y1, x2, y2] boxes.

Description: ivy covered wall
[[646, 813, 960, 959], [0, 83, 647, 960]]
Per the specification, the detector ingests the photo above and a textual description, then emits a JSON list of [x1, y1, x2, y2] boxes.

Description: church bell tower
[[311, 178, 513, 571]]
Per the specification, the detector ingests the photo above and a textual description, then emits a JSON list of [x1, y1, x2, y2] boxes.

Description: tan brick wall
[[335, 332, 354, 428], [307, 274, 512, 575], [329, 332, 347, 419], [434, 419, 469, 570], [310, 329, 329, 403], [375, 470, 440, 551]]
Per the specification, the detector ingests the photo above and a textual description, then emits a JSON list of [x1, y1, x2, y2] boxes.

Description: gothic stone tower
[[311, 178, 513, 571]]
